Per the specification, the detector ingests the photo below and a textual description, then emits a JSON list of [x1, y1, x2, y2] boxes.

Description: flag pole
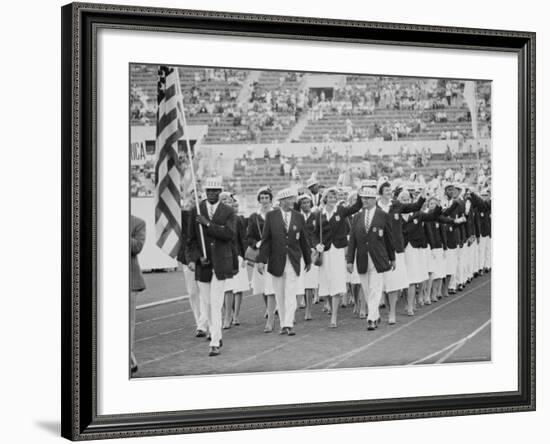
[[175, 69, 207, 259]]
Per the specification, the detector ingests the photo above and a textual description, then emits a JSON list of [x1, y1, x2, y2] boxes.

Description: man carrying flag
[[188, 177, 237, 357]]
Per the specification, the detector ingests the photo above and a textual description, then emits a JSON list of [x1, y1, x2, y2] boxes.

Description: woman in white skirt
[[377, 180, 426, 324], [219, 192, 250, 328], [400, 189, 442, 316], [423, 195, 451, 305], [312, 187, 362, 327], [295, 193, 319, 321], [246, 186, 277, 332]]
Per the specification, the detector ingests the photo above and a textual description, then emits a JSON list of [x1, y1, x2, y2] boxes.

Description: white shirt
[[280, 208, 292, 230], [206, 200, 220, 219], [377, 200, 391, 214], [364, 207, 376, 231]]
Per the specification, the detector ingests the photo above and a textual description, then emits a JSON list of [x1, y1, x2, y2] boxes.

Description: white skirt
[[383, 252, 409, 292], [297, 258, 320, 292], [251, 262, 275, 295], [318, 245, 347, 297], [347, 260, 361, 284], [445, 248, 457, 276], [404, 244, 429, 284], [430, 248, 447, 279], [227, 257, 250, 293]]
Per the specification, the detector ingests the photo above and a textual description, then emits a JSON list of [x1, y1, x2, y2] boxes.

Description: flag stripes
[[154, 66, 184, 258]]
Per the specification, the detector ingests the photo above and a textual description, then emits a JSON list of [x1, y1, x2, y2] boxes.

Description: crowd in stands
[[130, 66, 491, 145]]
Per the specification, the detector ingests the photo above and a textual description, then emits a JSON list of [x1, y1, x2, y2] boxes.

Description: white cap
[[306, 176, 319, 188], [297, 192, 313, 203], [452, 182, 463, 190], [360, 179, 377, 189], [276, 187, 298, 201], [443, 181, 455, 190], [257, 185, 272, 198], [358, 180, 377, 198], [377, 176, 390, 191], [203, 176, 224, 190]]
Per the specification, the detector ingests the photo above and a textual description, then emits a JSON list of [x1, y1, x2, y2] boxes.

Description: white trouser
[[486, 236, 492, 268], [183, 265, 200, 329], [197, 274, 226, 347], [358, 255, 384, 322], [478, 237, 486, 270], [271, 259, 299, 328]]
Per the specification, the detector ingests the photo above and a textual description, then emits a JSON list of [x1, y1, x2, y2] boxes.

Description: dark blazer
[[246, 211, 267, 252], [234, 215, 247, 258], [302, 210, 319, 248], [378, 197, 425, 254], [402, 205, 442, 248], [347, 207, 396, 274], [188, 200, 237, 282], [469, 192, 491, 237], [312, 196, 362, 251], [424, 219, 445, 249], [130, 215, 146, 292], [440, 198, 463, 249], [257, 208, 312, 277], [177, 209, 191, 265]]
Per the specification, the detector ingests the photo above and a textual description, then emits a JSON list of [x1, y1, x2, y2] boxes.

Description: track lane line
[[302, 279, 490, 370], [409, 318, 491, 365]]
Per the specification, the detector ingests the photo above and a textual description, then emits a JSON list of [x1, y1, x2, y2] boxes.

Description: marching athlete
[[377, 179, 425, 324], [188, 177, 237, 357], [312, 186, 363, 327], [347, 181, 396, 330], [246, 186, 276, 328], [257, 188, 312, 335], [295, 192, 319, 321]]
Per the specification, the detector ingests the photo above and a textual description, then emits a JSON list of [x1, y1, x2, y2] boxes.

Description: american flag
[[154, 66, 184, 258]]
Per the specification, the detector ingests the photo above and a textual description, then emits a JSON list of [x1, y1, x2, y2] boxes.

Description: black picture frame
[[61, 2, 536, 440]]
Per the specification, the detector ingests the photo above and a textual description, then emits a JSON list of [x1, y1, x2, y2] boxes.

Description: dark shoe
[[208, 347, 220, 357], [195, 330, 206, 338], [367, 320, 375, 331], [279, 327, 288, 335], [287, 327, 296, 336]]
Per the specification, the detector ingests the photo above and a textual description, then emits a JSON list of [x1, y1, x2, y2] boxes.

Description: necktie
[[209, 204, 215, 220], [283, 211, 289, 231], [365, 209, 371, 232]]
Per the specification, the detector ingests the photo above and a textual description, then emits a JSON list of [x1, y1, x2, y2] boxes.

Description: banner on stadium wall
[[303, 74, 346, 89], [130, 125, 209, 166], [131, 197, 178, 271], [200, 139, 490, 160], [130, 141, 148, 166]]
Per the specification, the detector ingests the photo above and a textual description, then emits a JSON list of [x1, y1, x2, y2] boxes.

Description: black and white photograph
[[129, 64, 492, 378]]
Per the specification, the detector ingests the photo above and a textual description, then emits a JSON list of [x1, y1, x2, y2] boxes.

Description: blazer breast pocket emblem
[[413, 219, 418, 224], [296, 232, 300, 240], [436, 223, 439, 228], [450, 227, 453, 232], [378, 229, 384, 237], [394, 214, 399, 220], [292, 224, 297, 231], [335, 215, 341, 222], [372, 227, 377, 233]]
